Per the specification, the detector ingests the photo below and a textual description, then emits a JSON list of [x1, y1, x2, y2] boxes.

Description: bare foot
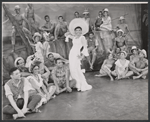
[[133, 76, 139, 80], [142, 75, 146, 79], [90, 65, 93, 70], [110, 77, 114, 81]]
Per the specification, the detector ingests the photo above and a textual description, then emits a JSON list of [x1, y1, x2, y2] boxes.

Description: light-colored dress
[[100, 16, 113, 52], [69, 36, 92, 91], [35, 42, 44, 63]]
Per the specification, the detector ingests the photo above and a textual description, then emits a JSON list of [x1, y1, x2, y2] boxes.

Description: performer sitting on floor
[[95, 53, 115, 81], [3, 67, 42, 119], [111, 51, 133, 79], [52, 58, 76, 95], [27, 63, 56, 102], [129, 49, 148, 79]]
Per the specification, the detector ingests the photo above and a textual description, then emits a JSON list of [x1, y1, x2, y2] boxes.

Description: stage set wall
[[2, 3, 147, 83]]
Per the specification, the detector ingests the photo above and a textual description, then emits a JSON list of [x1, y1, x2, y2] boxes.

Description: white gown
[[69, 35, 92, 91]]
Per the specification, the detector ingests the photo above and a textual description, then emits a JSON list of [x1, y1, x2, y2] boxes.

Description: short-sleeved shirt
[[26, 74, 44, 89], [115, 59, 130, 75], [52, 65, 69, 85], [4, 78, 29, 100]]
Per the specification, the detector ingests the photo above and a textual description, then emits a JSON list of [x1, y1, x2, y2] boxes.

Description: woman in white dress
[[68, 18, 92, 92], [100, 8, 113, 53]]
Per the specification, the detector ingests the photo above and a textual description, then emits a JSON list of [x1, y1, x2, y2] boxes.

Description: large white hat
[[104, 8, 109, 12], [119, 16, 125, 20], [32, 32, 42, 42], [14, 57, 24, 67], [140, 49, 147, 58], [14, 5, 20, 10], [69, 18, 89, 36], [117, 29, 124, 34]]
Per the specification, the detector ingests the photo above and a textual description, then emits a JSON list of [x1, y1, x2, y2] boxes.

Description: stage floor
[[2, 71, 148, 120]]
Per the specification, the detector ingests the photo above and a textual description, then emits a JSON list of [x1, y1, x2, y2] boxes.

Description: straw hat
[[104, 8, 109, 12], [69, 18, 89, 36], [14, 57, 24, 67], [140, 49, 147, 58], [119, 16, 125, 20], [14, 5, 20, 10], [83, 9, 89, 15], [117, 29, 124, 34], [32, 32, 42, 42], [131, 46, 138, 53], [121, 51, 127, 57]]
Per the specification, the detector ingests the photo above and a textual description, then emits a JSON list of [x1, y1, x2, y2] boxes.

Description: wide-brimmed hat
[[131, 46, 138, 53], [140, 49, 147, 58], [119, 16, 125, 20], [117, 29, 124, 34], [69, 18, 89, 36], [32, 32, 42, 42], [83, 9, 89, 15], [120, 51, 127, 57], [14, 5, 20, 10], [14, 57, 24, 67], [104, 8, 109, 12]]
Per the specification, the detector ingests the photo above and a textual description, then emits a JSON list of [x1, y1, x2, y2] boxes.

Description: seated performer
[[95, 53, 115, 81], [111, 51, 133, 79], [45, 52, 68, 72], [95, 11, 103, 31], [54, 16, 68, 40], [113, 29, 128, 52], [3, 5, 32, 52], [129, 46, 139, 61], [40, 15, 55, 41], [86, 32, 99, 70], [129, 49, 148, 79], [27, 63, 56, 102], [31, 32, 44, 63], [52, 58, 76, 95], [116, 16, 130, 35], [14, 57, 32, 77], [3, 67, 41, 119]]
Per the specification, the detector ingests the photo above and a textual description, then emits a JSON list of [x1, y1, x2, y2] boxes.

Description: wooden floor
[[2, 71, 148, 120]]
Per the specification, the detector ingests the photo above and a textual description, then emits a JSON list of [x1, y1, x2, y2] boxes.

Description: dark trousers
[[3, 95, 41, 115]]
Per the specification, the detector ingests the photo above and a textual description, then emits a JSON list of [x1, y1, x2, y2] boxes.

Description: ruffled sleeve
[[81, 36, 89, 57]]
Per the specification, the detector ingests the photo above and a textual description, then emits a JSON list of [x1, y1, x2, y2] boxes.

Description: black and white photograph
[[2, 1, 148, 120]]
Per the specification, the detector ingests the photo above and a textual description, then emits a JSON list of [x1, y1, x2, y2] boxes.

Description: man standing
[[25, 4, 39, 35], [3, 5, 32, 52], [3, 67, 41, 119]]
